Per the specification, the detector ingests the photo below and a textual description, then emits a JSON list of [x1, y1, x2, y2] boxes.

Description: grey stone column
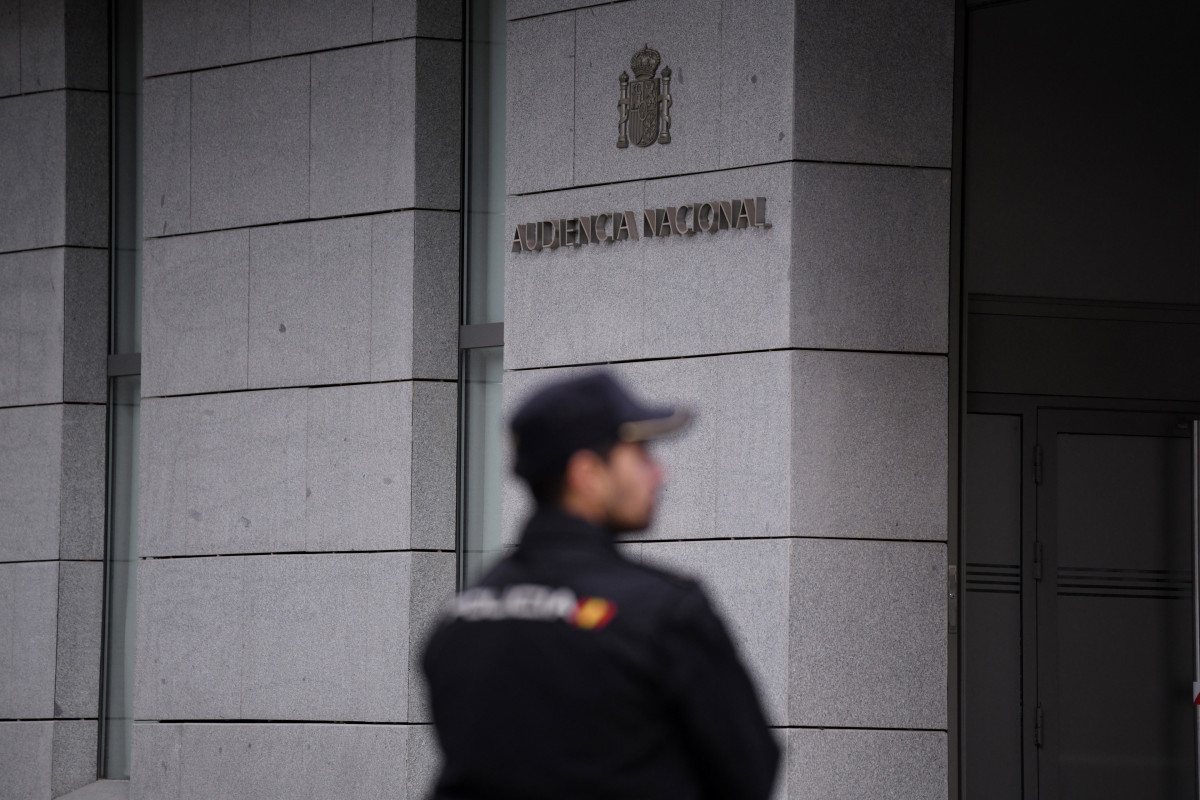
[[132, 2, 462, 798], [502, 1, 953, 797], [0, 2, 110, 797]]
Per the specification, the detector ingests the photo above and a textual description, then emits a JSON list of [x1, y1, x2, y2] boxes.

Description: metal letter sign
[[618, 45, 672, 148]]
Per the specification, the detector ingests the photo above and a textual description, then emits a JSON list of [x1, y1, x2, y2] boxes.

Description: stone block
[[142, 229, 249, 397], [190, 56, 309, 230], [408, 552, 455, 723], [573, 0, 722, 187], [718, 0, 796, 170], [62, 0, 109, 91], [504, 165, 791, 368], [58, 780, 131, 800], [143, 74, 191, 237], [310, 41, 415, 218], [305, 382, 412, 551], [413, 39, 462, 210], [136, 554, 415, 721], [139, 389, 307, 557], [791, 351, 947, 541], [133, 722, 408, 800], [0, 562, 58, 719], [0, 405, 62, 562], [500, 352, 793, 546], [143, 0, 251, 76], [794, 0, 954, 168], [505, 12, 574, 194], [247, 217, 373, 388], [786, 729, 947, 800], [51, 719, 96, 798], [635, 539, 791, 725], [249, 0, 372, 59], [406, 724, 442, 800], [0, 92, 65, 253], [0, 722, 53, 800], [368, 212, 460, 382], [788, 538, 946, 728], [64, 90, 108, 247], [62, 248, 108, 403], [54, 561, 103, 719], [58, 403, 107, 561], [373, 0, 462, 40], [0, 3, 18, 96], [411, 382, 458, 551], [20, 0, 107, 92], [133, 556, 244, 719], [130, 722, 181, 800], [791, 163, 950, 353], [507, 0, 588, 19], [0, 248, 64, 406]]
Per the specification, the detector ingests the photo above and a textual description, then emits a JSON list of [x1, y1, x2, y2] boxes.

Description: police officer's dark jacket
[[422, 506, 780, 800]]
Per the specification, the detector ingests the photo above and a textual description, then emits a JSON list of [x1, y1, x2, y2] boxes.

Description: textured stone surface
[[58, 780, 131, 800], [504, 165, 791, 368], [413, 39, 462, 210], [786, 729, 947, 800], [635, 539, 791, 726], [62, 248, 108, 403], [373, 0, 462, 40], [59, 403, 107, 561], [142, 229, 250, 397], [794, 0, 954, 167], [54, 561, 103, 719], [0, 248, 64, 406], [0, 405, 62, 562], [135, 554, 414, 721], [789, 538, 946, 728], [17, 0, 66, 93], [719, 0, 796, 170], [305, 382, 412, 551], [501, 352, 793, 545], [250, 0, 372, 59], [140, 389, 307, 556], [573, 0, 722, 187], [0, 3, 18, 97], [406, 724, 442, 800], [131, 722, 409, 800], [411, 382, 458, 551], [247, 217, 373, 389], [64, 90, 108, 247], [791, 163, 950, 353], [310, 41, 415, 217], [792, 351, 947, 541], [408, 552, 455, 722], [143, 74, 191, 237], [409, 212, 460, 380], [0, 562, 58, 718], [190, 56, 309, 230], [143, 0, 251, 76], [0, 92, 65, 253], [0, 722, 53, 800], [51, 719, 97, 798], [505, 12, 574, 194]]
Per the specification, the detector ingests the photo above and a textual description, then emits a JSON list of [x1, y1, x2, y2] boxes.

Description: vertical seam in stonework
[[716, 0, 725, 170], [307, 56, 313, 218], [368, 217, 375, 381], [187, 73, 193, 231], [15, 0, 21, 91], [571, 12, 577, 186], [244, 229, 251, 388], [304, 385, 311, 551]]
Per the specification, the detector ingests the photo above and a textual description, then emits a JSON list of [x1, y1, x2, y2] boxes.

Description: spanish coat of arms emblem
[[617, 45, 672, 148]]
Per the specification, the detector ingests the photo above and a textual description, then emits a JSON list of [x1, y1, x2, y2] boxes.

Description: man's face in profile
[[600, 441, 665, 533]]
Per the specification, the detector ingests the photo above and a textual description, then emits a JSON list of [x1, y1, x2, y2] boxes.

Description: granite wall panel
[[0, 562, 58, 719]]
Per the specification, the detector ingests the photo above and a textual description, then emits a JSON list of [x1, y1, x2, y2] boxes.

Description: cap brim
[[617, 408, 693, 442]]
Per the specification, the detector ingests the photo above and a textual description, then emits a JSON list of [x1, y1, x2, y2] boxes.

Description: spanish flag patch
[[568, 597, 618, 630]]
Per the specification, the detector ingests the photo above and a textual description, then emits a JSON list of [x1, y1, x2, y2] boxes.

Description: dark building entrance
[[960, 0, 1200, 797]]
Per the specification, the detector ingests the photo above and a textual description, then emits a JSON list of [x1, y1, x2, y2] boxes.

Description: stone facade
[[0, 0, 954, 797]]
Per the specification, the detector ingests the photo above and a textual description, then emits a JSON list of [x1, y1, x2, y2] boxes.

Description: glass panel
[[110, 0, 142, 355], [463, 0, 506, 325], [460, 346, 505, 586], [100, 374, 140, 778]]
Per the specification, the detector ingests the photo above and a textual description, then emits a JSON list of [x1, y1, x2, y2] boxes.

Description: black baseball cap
[[510, 371, 692, 484]]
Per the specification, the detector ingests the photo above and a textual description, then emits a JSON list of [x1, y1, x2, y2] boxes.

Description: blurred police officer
[[422, 371, 779, 800]]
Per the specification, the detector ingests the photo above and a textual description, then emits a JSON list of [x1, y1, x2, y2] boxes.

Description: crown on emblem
[[630, 44, 661, 79]]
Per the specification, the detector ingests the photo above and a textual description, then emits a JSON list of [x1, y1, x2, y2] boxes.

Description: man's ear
[[562, 449, 606, 496]]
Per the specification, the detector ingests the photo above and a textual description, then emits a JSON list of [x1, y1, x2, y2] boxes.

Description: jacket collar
[[518, 506, 618, 555]]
